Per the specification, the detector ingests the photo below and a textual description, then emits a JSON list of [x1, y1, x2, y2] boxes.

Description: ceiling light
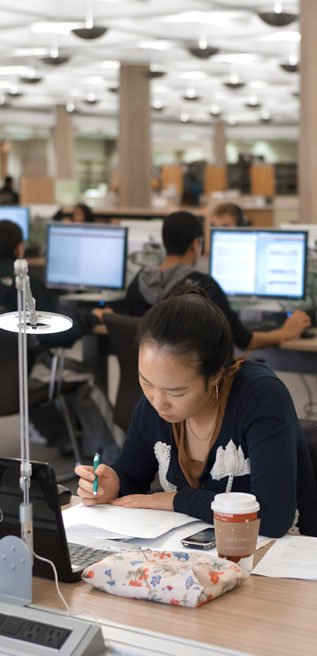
[[246, 96, 261, 108], [280, 62, 299, 72], [209, 104, 221, 117], [66, 101, 75, 113], [147, 69, 166, 79], [41, 56, 70, 66], [180, 112, 190, 123], [72, 26, 108, 39], [224, 74, 245, 90], [183, 88, 200, 101], [20, 73, 42, 84], [261, 109, 272, 122], [8, 87, 23, 98], [151, 100, 165, 111], [257, 11, 297, 27], [187, 46, 219, 59], [227, 116, 237, 126], [85, 92, 99, 104]]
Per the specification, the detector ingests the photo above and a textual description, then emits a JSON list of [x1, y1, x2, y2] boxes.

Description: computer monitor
[[0, 206, 30, 241], [45, 223, 128, 291], [209, 228, 308, 301]]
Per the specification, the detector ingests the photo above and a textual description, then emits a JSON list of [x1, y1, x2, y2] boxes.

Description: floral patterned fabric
[[82, 549, 248, 607]]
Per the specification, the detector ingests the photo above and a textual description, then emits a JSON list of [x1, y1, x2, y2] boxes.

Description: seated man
[[124, 211, 310, 351], [210, 202, 251, 227]]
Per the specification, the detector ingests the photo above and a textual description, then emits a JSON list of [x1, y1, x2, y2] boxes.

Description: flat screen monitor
[[209, 228, 308, 301], [45, 223, 128, 291], [0, 206, 30, 241]]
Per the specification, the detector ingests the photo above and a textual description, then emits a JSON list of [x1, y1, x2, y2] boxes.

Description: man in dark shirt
[[125, 211, 310, 351], [0, 175, 19, 205]]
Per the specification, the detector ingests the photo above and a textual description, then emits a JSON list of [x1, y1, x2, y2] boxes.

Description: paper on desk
[[62, 503, 201, 540], [252, 535, 317, 579]]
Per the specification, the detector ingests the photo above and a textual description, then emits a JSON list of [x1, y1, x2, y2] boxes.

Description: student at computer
[[53, 203, 94, 223], [210, 202, 251, 227], [0, 175, 19, 206], [123, 211, 310, 350], [76, 286, 317, 538]]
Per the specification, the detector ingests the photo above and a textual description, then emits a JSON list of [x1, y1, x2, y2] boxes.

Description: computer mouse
[[300, 328, 316, 339], [57, 483, 72, 506]]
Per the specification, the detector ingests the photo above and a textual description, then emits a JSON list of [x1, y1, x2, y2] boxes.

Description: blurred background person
[[210, 202, 251, 228], [0, 175, 19, 205]]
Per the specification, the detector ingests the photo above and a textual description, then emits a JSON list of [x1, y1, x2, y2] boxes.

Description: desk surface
[[32, 544, 317, 656]]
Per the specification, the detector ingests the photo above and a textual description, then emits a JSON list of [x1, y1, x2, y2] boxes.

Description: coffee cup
[[211, 492, 260, 572]]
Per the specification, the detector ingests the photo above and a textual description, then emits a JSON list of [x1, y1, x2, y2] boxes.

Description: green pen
[[93, 452, 101, 496]]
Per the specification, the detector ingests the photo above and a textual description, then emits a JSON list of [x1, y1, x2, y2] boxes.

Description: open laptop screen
[[45, 223, 128, 291], [0, 458, 78, 582]]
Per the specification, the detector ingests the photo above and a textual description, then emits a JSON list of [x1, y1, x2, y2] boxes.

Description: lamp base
[[0, 535, 32, 605]]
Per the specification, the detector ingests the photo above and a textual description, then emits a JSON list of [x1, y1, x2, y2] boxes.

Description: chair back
[[102, 313, 141, 433], [299, 418, 317, 487], [0, 328, 19, 415]]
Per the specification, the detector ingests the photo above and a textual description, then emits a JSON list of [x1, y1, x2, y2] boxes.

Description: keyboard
[[243, 320, 282, 332], [68, 542, 110, 571]]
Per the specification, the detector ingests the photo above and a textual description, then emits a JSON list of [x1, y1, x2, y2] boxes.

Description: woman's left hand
[[111, 491, 176, 511]]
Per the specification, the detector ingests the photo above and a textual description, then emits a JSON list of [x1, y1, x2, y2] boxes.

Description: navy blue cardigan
[[113, 360, 317, 538]]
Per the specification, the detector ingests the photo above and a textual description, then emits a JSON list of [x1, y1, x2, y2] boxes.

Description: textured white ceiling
[[0, 0, 300, 129]]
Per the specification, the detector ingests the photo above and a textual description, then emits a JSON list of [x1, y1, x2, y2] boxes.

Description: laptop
[[0, 457, 112, 583]]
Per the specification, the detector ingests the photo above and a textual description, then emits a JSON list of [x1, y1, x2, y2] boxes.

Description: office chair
[[0, 329, 82, 479], [102, 313, 142, 433], [299, 418, 317, 487]]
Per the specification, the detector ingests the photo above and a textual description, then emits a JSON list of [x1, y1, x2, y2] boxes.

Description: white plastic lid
[[211, 492, 260, 514]]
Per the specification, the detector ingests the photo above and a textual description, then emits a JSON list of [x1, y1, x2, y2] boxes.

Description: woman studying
[[76, 286, 317, 538]]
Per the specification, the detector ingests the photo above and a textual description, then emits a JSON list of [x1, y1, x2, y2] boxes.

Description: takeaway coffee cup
[[211, 493, 260, 571]]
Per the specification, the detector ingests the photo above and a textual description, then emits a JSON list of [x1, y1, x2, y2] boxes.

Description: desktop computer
[[45, 223, 128, 292]]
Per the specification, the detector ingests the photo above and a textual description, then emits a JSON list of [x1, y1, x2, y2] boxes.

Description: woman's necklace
[[186, 415, 217, 442]]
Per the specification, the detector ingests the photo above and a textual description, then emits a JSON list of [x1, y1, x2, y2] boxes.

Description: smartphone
[[181, 528, 216, 550]]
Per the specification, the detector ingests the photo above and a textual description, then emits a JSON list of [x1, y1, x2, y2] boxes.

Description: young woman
[[75, 286, 317, 538]]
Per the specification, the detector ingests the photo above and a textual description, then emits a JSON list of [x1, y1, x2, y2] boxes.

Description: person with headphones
[[210, 202, 251, 227]]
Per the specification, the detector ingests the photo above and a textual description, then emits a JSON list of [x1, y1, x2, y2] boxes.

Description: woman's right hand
[[75, 463, 120, 506]]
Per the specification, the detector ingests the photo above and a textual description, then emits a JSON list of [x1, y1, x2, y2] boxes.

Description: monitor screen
[[0, 206, 30, 241], [209, 228, 308, 301], [45, 223, 128, 291]]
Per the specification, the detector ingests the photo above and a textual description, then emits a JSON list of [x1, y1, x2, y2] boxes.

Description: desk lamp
[[0, 259, 72, 605]]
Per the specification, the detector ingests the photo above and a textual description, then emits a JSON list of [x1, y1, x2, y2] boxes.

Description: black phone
[[181, 528, 216, 550]]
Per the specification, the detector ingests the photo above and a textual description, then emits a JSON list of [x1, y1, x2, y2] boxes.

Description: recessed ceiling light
[[178, 71, 207, 81], [180, 112, 190, 123], [100, 60, 120, 69]]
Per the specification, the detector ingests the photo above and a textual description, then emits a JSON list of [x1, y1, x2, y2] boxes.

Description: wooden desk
[[32, 545, 317, 656], [245, 330, 317, 374]]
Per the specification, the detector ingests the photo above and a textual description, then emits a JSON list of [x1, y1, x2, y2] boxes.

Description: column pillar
[[51, 105, 75, 180], [213, 120, 226, 166], [299, 0, 317, 222], [118, 63, 151, 207]]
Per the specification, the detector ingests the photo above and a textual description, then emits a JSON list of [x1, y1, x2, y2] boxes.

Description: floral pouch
[[82, 549, 248, 607]]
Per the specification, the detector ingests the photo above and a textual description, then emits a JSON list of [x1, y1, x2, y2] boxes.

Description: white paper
[[62, 503, 201, 539], [252, 535, 317, 579]]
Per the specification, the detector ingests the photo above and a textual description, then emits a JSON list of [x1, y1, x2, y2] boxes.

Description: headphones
[[231, 204, 249, 227]]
